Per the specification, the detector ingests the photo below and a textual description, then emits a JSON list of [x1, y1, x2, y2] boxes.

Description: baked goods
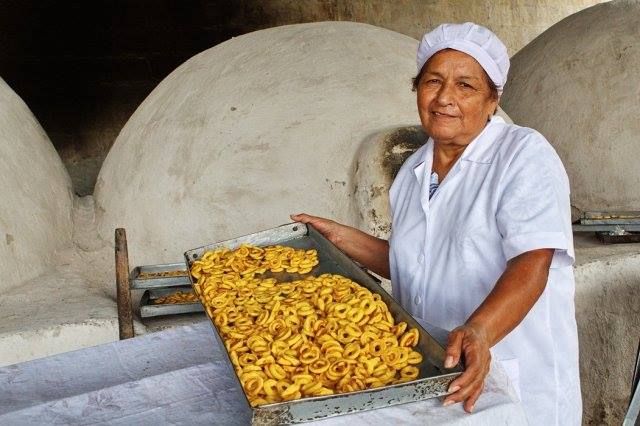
[[191, 244, 421, 406]]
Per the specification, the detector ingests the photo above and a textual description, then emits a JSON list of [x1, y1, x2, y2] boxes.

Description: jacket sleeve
[[496, 133, 575, 268]]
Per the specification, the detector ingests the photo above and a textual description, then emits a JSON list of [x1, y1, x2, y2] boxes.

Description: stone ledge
[[0, 265, 144, 367]]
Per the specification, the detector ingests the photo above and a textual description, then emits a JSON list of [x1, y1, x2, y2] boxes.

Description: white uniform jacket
[[388, 116, 581, 425]]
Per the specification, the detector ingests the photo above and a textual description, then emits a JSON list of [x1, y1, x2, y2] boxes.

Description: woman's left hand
[[442, 323, 492, 413]]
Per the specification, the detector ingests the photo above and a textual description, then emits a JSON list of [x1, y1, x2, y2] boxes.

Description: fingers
[[443, 374, 485, 409], [290, 213, 315, 223], [290, 213, 332, 227], [445, 329, 464, 368], [444, 363, 479, 405], [447, 363, 475, 393], [290, 213, 342, 243], [447, 343, 489, 391], [290, 213, 329, 230], [463, 382, 484, 413], [442, 325, 490, 413]]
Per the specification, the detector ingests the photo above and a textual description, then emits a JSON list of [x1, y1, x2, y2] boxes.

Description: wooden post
[[115, 228, 135, 339]]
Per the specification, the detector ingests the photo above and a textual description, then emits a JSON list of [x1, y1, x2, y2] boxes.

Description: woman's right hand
[[290, 213, 346, 246], [291, 213, 390, 279]]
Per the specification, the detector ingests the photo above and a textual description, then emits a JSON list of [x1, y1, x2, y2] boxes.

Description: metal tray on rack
[[130, 263, 190, 289], [184, 222, 462, 425], [139, 287, 204, 318]]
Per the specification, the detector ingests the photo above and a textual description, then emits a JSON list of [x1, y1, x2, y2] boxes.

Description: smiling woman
[[415, 49, 498, 179], [293, 22, 581, 426]]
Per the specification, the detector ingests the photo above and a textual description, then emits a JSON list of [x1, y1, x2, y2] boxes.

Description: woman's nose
[[435, 83, 454, 106]]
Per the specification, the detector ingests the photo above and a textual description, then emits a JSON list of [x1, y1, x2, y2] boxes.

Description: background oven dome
[[501, 0, 640, 216], [94, 22, 424, 266], [0, 77, 73, 292]]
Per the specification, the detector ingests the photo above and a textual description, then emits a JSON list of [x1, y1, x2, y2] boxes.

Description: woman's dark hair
[[411, 56, 499, 102]]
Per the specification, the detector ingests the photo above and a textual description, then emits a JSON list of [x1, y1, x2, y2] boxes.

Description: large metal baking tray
[[184, 222, 462, 425]]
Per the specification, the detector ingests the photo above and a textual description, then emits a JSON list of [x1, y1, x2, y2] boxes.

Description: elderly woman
[[292, 23, 581, 425]]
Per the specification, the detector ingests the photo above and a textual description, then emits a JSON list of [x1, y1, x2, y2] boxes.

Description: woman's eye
[[459, 82, 474, 89]]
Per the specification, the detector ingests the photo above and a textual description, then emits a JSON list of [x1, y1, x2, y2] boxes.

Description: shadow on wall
[[353, 126, 427, 238]]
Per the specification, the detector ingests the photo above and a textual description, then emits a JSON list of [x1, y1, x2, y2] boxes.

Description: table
[[0, 321, 526, 425]]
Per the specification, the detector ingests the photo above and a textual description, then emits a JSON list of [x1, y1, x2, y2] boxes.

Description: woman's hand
[[290, 213, 391, 279], [440, 249, 553, 413], [442, 323, 492, 413], [290, 213, 347, 246]]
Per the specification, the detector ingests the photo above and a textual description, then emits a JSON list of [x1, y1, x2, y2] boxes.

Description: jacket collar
[[459, 115, 505, 164], [412, 115, 505, 181]]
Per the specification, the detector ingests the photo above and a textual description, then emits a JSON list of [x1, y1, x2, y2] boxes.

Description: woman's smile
[[431, 111, 459, 119]]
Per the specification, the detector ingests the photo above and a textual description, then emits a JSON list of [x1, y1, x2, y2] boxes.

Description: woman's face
[[417, 49, 498, 147]]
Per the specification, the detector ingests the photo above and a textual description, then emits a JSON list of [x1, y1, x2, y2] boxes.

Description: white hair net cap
[[417, 22, 509, 95]]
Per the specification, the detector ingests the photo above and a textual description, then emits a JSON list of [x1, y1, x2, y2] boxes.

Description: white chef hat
[[417, 22, 509, 95]]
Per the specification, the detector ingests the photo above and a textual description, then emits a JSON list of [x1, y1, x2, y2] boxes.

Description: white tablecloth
[[0, 321, 527, 425]]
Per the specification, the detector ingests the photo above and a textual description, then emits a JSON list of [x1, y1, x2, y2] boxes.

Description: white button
[[414, 295, 421, 305], [418, 253, 425, 264]]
